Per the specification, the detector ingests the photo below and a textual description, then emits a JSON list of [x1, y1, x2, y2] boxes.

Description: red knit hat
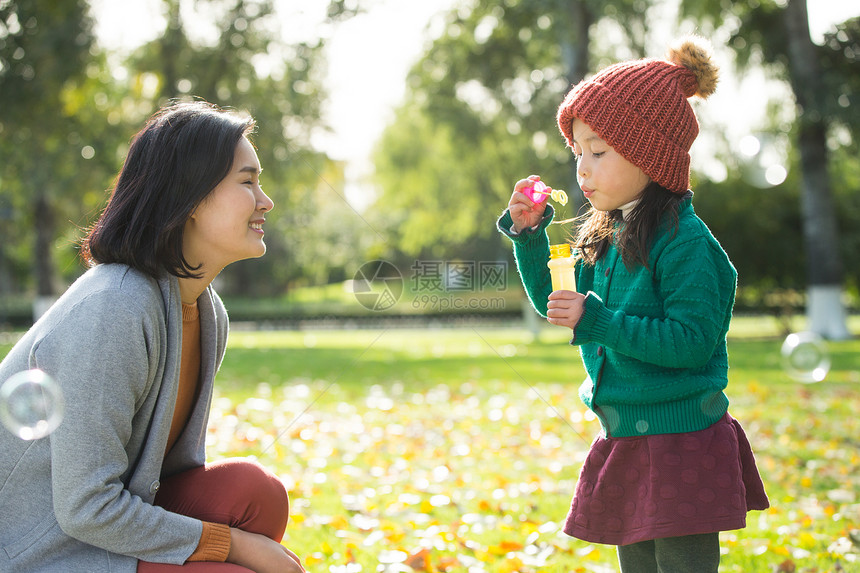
[[557, 36, 719, 193]]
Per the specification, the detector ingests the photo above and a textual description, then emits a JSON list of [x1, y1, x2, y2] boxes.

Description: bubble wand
[[523, 180, 578, 225]]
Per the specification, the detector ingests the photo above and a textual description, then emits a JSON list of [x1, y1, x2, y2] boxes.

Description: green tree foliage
[[678, 5, 860, 304], [818, 18, 860, 295], [822, 18, 860, 295], [370, 0, 666, 264], [1, 0, 364, 305], [119, 0, 350, 296], [0, 0, 117, 297], [374, 0, 860, 316], [679, 0, 858, 336], [692, 151, 806, 311]]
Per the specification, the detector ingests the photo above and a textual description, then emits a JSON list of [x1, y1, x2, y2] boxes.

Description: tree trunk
[[158, 0, 183, 99], [559, 0, 593, 213], [783, 0, 850, 339], [33, 191, 58, 321]]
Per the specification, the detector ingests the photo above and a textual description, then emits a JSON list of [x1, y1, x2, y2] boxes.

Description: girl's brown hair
[[571, 182, 684, 270]]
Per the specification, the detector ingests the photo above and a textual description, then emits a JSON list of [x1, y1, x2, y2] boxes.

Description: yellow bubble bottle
[[548, 243, 577, 291]]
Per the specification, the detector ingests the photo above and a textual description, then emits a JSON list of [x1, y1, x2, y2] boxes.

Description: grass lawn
[[2, 316, 859, 571], [205, 316, 860, 572]]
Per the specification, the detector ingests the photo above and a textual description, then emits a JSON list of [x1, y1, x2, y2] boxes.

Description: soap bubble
[[781, 332, 830, 383], [0, 369, 65, 440]]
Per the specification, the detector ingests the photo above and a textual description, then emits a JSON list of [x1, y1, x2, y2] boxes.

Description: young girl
[[0, 101, 305, 573], [498, 37, 769, 572]]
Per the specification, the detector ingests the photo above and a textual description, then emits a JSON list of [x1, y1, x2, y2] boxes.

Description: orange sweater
[[176, 302, 231, 563]]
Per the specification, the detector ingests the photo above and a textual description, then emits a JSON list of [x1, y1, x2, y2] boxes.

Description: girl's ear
[[638, 171, 652, 192]]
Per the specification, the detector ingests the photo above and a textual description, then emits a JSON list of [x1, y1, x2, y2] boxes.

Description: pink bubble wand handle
[[523, 180, 549, 204]]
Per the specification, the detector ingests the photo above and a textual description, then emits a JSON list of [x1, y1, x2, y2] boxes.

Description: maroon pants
[[137, 458, 289, 572]]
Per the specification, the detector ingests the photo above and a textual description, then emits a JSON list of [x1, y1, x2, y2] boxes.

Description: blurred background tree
[[0, 0, 122, 316], [125, 0, 362, 295], [0, 0, 857, 335], [679, 0, 858, 337], [371, 0, 653, 263], [0, 0, 364, 317], [373, 0, 858, 338]]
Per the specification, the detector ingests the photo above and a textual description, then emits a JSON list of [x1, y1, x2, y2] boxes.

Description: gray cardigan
[[0, 264, 229, 572]]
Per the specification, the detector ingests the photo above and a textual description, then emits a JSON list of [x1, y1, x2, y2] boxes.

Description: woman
[[0, 101, 304, 573]]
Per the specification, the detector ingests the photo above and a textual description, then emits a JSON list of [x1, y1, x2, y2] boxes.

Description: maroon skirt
[[563, 413, 769, 546]]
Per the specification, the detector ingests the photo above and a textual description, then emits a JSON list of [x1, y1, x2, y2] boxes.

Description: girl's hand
[[509, 175, 551, 233], [546, 290, 586, 330], [227, 527, 306, 573]]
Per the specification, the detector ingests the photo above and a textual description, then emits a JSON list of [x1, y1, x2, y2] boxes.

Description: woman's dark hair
[[571, 181, 683, 270], [81, 100, 256, 278]]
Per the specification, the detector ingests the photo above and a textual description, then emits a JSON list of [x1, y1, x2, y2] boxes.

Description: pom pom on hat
[[557, 35, 719, 193], [666, 36, 719, 98]]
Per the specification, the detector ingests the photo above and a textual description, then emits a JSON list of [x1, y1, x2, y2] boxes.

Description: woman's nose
[[257, 189, 274, 213]]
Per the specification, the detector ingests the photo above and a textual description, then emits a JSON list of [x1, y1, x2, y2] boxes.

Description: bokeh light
[[738, 133, 790, 189]]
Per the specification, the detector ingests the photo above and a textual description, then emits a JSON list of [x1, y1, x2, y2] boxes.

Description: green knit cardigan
[[498, 196, 737, 437]]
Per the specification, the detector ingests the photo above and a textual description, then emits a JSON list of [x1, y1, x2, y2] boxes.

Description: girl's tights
[[617, 533, 720, 573], [137, 457, 290, 572]]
